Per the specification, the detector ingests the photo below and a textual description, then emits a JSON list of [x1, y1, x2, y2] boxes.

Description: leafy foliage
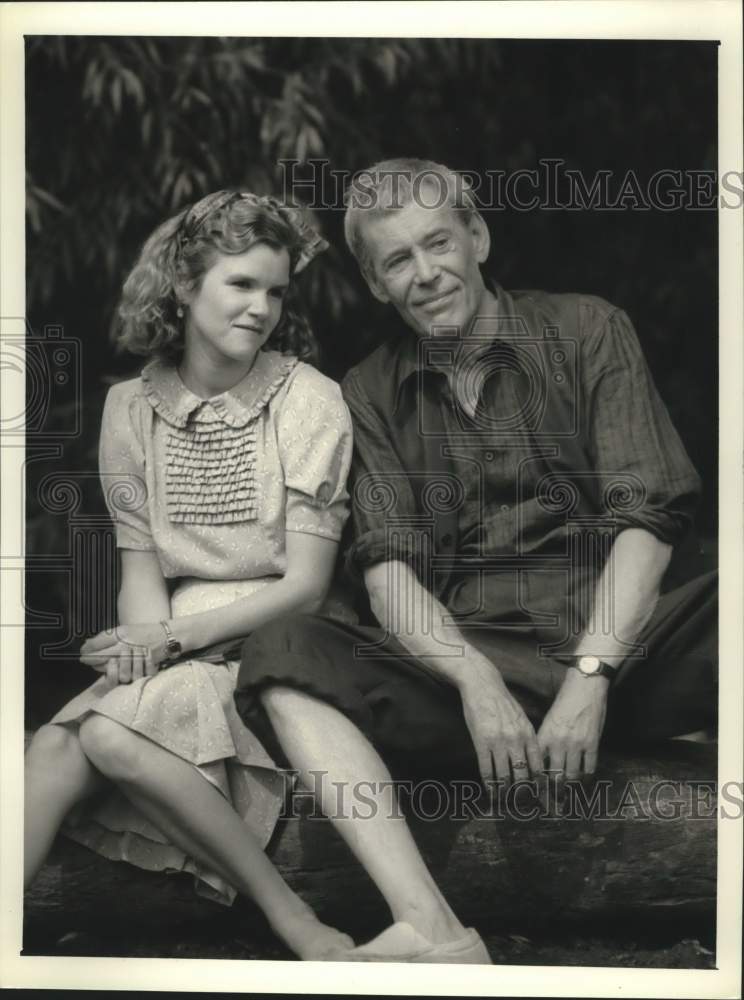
[[26, 37, 506, 349]]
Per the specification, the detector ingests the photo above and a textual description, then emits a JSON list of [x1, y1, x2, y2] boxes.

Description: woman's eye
[[270, 289, 286, 300], [431, 238, 450, 250]]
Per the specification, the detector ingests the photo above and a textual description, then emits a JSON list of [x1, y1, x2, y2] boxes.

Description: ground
[[23, 916, 716, 968]]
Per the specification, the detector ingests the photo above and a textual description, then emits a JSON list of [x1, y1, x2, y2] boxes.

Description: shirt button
[[500, 504, 510, 513], [485, 451, 495, 461]]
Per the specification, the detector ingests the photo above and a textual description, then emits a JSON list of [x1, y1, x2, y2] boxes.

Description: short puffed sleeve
[[277, 365, 353, 540], [98, 380, 155, 550]]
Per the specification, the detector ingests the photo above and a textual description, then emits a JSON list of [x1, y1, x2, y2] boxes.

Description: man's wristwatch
[[159, 620, 183, 662], [564, 655, 618, 680]]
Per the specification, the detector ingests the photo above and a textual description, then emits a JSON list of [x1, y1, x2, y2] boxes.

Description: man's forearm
[[364, 560, 497, 690], [572, 527, 672, 666]]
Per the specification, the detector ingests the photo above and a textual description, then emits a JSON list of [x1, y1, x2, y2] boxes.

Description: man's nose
[[412, 250, 440, 284]]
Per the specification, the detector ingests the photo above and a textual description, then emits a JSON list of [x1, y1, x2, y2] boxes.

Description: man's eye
[[387, 257, 407, 272], [431, 238, 450, 250], [270, 289, 286, 300]]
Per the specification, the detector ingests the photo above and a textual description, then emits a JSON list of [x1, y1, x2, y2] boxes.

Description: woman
[[24, 190, 355, 960]]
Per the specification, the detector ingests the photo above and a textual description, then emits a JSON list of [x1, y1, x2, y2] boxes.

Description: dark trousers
[[234, 571, 717, 779]]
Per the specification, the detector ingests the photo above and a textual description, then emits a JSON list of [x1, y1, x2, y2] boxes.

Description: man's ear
[[469, 212, 491, 264]]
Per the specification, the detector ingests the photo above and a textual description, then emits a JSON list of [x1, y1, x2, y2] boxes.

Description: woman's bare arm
[[170, 531, 338, 651], [116, 549, 172, 624], [80, 533, 338, 675]]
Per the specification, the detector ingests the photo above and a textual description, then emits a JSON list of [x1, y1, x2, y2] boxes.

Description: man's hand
[[459, 654, 543, 787], [537, 669, 609, 780], [80, 623, 169, 686]]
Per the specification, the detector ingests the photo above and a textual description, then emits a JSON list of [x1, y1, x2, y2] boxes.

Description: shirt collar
[[392, 279, 514, 415], [141, 349, 299, 428]]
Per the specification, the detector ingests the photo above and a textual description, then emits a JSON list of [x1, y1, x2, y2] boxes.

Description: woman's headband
[[179, 190, 328, 273]]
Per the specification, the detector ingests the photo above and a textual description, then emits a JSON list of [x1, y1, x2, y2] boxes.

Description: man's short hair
[[343, 158, 478, 281]]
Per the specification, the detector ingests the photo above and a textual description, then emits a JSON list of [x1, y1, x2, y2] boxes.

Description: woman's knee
[[78, 715, 143, 781], [27, 724, 81, 767]]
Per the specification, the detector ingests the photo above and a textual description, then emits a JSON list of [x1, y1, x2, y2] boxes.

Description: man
[[234, 159, 717, 963]]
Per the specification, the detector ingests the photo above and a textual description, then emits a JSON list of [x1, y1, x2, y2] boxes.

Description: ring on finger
[[512, 758, 528, 770]]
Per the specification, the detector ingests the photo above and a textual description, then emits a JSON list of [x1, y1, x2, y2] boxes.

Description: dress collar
[[141, 349, 299, 428]]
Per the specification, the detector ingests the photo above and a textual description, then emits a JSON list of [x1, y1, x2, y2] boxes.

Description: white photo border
[[1, 2, 741, 995]]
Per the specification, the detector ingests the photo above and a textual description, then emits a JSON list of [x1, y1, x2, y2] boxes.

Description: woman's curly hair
[[115, 191, 325, 365]]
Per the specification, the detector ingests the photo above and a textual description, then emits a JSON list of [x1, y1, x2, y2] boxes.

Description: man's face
[[361, 194, 492, 338]]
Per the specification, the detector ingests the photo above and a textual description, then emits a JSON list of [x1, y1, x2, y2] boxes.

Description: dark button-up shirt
[[340, 285, 701, 636]]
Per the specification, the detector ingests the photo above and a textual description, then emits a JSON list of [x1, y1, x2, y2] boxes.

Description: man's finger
[[509, 745, 530, 782], [583, 749, 599, 777], [475, 744, 494, 790], [525, 736, 543, 777], [491, 747, 511, 783], [565, 747, 583, 781], [549, 746, 566, 781]]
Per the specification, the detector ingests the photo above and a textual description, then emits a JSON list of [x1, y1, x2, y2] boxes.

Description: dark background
[[24, 37, 718, 723]]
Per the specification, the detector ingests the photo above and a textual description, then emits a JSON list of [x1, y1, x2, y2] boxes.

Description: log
[[24, 741, 717, 939]]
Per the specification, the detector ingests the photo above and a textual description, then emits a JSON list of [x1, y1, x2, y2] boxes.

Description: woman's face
[[183, 244, 290, 370]]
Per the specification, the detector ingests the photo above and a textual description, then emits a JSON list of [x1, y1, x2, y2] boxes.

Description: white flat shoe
[[342, 921, 492, 964]]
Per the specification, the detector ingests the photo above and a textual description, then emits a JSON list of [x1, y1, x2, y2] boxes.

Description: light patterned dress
[[51, 349, 354, 904]]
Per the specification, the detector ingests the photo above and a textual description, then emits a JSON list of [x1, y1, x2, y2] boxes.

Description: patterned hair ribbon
[[180, 190, 328, 272]]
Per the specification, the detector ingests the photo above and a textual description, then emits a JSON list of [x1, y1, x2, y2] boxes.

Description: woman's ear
[[174, 280, 193, 310], [469, 212, 491, 264]]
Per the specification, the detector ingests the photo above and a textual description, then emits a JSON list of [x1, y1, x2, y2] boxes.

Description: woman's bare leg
[[24, 724, 105, 888], [77, 715, 353, 960], [261, 687, 467, 945]]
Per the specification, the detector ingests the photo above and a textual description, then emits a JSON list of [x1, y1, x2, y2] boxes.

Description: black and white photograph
[[1, 2, 742, 995]]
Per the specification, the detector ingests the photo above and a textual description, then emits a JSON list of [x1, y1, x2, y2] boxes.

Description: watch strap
[[159, 619, 182, 661]]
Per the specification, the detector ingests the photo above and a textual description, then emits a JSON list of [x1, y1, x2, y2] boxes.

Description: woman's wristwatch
[[159, 620, 183, 662]]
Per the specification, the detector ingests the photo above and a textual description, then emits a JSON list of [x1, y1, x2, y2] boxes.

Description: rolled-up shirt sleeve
[[278, 368, 353, 541], [582, 305, 701, 546], [341, 368, 422, 581], [98, 383, 154, 550]]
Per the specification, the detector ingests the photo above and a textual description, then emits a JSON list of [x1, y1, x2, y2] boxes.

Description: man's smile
[[414, 288, 457, 312]]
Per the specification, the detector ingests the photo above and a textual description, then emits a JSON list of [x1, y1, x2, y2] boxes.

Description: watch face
[[578, 656, 601, 675], [165, 637, 182, 658]]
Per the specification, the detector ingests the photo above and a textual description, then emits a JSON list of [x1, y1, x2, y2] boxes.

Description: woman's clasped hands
[[79, 622, 171, 686]]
